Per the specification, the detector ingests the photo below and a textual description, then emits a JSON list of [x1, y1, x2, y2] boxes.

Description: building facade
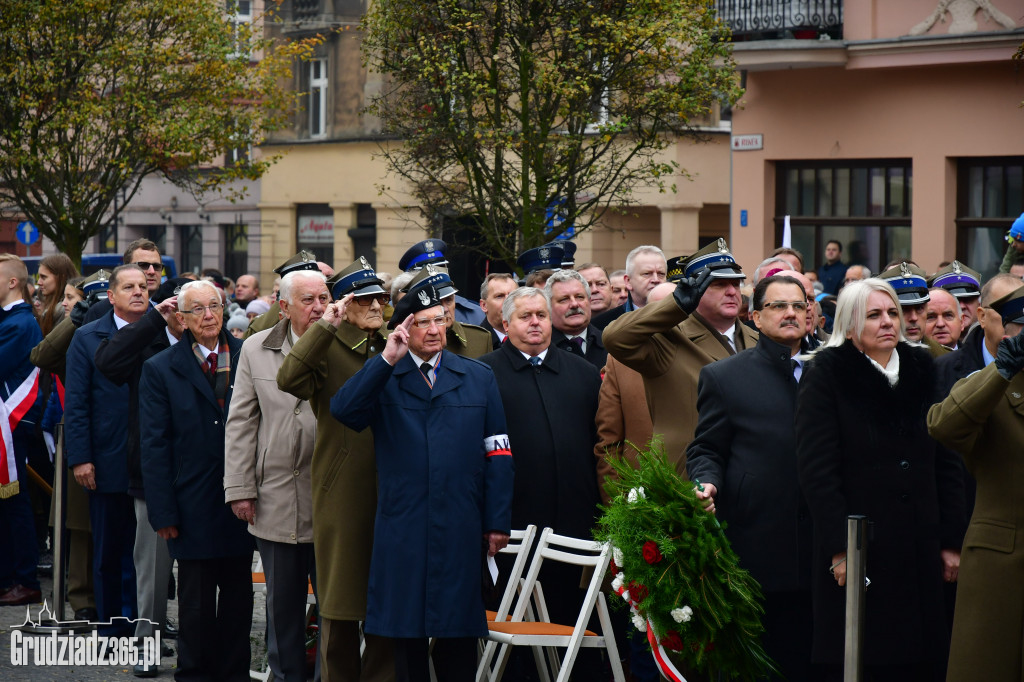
[[726, 0, 1024, 279]]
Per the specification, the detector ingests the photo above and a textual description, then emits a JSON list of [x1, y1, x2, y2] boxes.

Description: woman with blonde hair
[[795, 278, 965, 681]]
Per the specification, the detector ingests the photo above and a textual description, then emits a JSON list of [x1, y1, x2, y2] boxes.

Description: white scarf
[[865, 347, 900, 387]]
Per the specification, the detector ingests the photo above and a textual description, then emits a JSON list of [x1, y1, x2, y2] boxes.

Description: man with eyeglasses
[[139, 280, 254, 682], [403, 264, 491, 358], [604, 239, 759, 474], [276, 257, 394, 680], [330, 280, 513, 682], [686, 273, 814, 682]]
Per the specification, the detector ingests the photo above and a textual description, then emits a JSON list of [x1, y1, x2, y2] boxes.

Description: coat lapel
[[396, 353, 433, 403], [430, 351, 465, 399], [170, 339, 220, 411]]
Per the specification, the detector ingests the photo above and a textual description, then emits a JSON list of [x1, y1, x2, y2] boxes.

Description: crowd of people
[[1, 224, 1024, 682]]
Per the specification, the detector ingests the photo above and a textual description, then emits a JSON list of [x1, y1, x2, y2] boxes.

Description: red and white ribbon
[[612, 568, 688, 682], [0, 367, 40, 499]]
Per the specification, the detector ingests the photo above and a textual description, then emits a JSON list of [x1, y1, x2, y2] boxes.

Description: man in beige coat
[[603, 239, 758, 474], [225, 269, 326, 682], [277, 258, 393, 682]]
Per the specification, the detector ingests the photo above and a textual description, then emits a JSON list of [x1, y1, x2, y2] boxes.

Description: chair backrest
[[492, 525, 538, 622], [510, 527, 612, 633]]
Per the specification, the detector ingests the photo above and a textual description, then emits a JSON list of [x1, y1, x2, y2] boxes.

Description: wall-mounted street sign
[[731, 134, 763, 151]]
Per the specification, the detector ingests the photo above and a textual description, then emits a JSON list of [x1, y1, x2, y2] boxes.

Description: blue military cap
[[666, 255, 689, 283], [683, 238, 744, 280], [388, 281, 444, 329], [331, 256, 387, 300], [992, 286, 1024, 326], [83, 269, 112, 296], [399, 239, 448, 272], [543, 240, 576, 268], [929, 260, 980, 299], [273, 250, 320, 276], [879, 262, 929, 305], [517, 243, 564, 274], [404, 264, 458, 299]]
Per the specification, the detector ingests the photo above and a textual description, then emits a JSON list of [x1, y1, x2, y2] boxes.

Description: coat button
[[370, 346, 376, 352], [899, 460, 910, 470], [214, 420, 219, 425], [293, 407, 301, 415], [1013, 392, 1021, 399], [290, 533, 296, 540], [293, 470, 300, 477]]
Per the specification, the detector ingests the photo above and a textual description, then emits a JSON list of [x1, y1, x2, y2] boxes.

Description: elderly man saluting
[[224, 269, 328, 682], [330, 280, 514, 682]]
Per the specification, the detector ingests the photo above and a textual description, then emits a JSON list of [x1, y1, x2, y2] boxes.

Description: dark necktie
[[570, 337, 584, 353], [529, 356, 542, 368], [206, 352, 218, 377], [420, 361, 434, 386]]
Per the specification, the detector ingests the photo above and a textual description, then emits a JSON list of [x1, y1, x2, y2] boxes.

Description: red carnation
[[630, 583, 649, 602], [642, 541, 662, 564], [609, 559, 619, 574], [661, 631, 684, 651]]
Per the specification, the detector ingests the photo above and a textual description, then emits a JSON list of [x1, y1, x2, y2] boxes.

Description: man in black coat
[[544, 269, 607, 371], [478, 286, 601, 632], [94, 276, 188, 675], [140, 280, 253, 682], [686, 274, 814, 682]]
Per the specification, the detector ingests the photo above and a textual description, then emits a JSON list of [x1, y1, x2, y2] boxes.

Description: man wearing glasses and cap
[[878, 261, 950, 358], [399, 238, 486, 326], [402, 264, 491, 358], [276, 257, 394, 680], [604, 239, 759, 473], [929, 285, 1024, 682], [330, 280, 513, 682]]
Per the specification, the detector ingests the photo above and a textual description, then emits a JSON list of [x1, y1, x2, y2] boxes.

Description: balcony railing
[[716, 0, 843, 41]]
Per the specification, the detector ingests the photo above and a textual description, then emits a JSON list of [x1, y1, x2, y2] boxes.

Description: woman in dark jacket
[[795, 278, 965, 682]]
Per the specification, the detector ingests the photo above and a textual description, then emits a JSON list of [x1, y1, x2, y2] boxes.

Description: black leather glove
[[672, 266, 714, 315], [70, 300, 90, 327], [995, 327, 1024, 381]]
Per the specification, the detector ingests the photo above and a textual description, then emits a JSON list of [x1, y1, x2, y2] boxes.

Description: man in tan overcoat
[[276, 258, 393, 682], [225, 269, 327, 682], [603, 239, 758, 475]]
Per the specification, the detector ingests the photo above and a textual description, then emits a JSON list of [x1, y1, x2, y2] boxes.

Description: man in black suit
[[478, 273, 518, 350], [94, 276, 188, 676], [686, 273, 814, 682], [544, 269, 607, 370], [140, 280, 253, 682], [478, 287, 602, 629]]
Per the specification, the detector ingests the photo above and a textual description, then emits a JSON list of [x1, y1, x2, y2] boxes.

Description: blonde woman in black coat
[[795, 278, 965, 682]]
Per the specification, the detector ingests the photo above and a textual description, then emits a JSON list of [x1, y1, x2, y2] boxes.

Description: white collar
[[2, 299, 24, 311], [519, 347, 549, 363], [865, 347, 900, 386]]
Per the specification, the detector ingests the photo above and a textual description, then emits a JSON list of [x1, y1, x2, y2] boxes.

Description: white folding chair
[[476, 525, 542, 682], [480, 528, 625, 682]]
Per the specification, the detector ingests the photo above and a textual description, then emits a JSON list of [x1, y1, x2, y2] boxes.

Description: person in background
[[609, 269, 629, 308], [478, 273, 519, 350], [842, 265, 871, 287], [576, 262, 613, 315], [817, 240, 847, 296], [233, 275, 260, 308], [925, 288, 963, 350], [593, 246, 667, 331], [36, 254, 78, 336]]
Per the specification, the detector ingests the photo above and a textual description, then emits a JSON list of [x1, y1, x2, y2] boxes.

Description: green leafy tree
[[362, 0, 742, 264], [0, 0, 318, 267]]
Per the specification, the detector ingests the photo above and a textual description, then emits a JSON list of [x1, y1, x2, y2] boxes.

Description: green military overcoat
[[276, 318, 388, 620]]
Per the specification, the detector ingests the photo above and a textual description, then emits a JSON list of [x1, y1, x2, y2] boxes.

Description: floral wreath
[[596, 444, 777, 680]]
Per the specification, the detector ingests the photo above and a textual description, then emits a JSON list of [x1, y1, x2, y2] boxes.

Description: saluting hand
[[322, 293, 354, 329], [383, 314, 415, 365], [156, 296, 178, 323]]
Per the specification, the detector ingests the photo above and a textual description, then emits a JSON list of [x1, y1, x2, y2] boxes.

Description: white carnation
[[612, 547, 624, 566], [627, 487, 647, 504], [671, 605, 694, 623], [631, 613, 648, 632], [611, 573, 624, 592]]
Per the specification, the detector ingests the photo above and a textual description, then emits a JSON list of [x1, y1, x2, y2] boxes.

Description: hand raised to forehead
[[382, 312, 414, 365]]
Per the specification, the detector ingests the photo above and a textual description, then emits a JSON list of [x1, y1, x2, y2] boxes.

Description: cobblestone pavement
[[0, 561, 270, 681]]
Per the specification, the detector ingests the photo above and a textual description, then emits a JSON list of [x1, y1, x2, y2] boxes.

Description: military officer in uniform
[[276, 257, 394, 681], [879, 262, 949, 358], [246, 251, 324, 338], [929, 260, 982, 344], [403, 265, 491, 358]]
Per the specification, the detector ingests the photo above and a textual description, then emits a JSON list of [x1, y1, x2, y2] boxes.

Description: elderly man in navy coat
[[331, 280, 514, 682], [65, 264, 151, 634], [686, 273, 815, 681], [140, 280, 253, 682]]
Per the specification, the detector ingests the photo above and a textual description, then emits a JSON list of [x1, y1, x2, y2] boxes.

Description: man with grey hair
[[544, 269, 607, 369], [140, 279, 253, 681], [225, 269, 327, 682], [752, 256, 793, 284], [593, 245, 667, 331], [843, 264, 871, 287], [479, 287, 602, 669]]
